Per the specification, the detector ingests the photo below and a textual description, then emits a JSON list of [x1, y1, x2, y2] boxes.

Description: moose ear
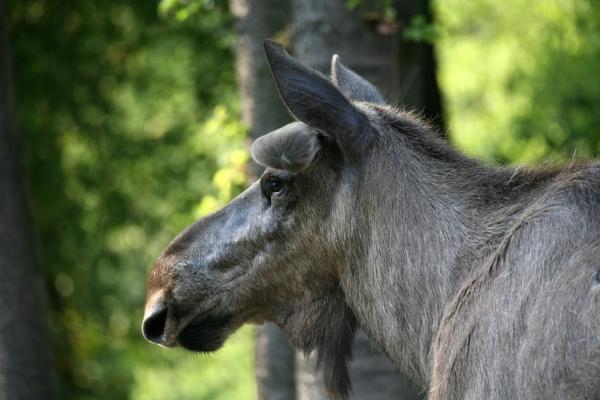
[[331, 55, 385, 105], [263, 40, 372, 155], [250, 122, 320, 172]]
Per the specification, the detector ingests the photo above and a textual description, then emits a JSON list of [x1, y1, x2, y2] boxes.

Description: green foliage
[[403, 14, 440, 43], [9, 0, 253, 399], [435, 0, 600, 163], [158, 0, 230, 22], [129, 327, 255, 400]]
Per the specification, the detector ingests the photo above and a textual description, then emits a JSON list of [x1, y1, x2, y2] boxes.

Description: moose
[[142, 40, 600, 399]]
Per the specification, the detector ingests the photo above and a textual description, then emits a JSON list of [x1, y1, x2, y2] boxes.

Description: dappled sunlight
[[9, 1, 249, 398], [436, 0, 600, 164]]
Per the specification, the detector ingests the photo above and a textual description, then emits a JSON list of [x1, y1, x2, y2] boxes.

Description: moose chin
[[175, 314, 234, 353], [142, 40, 600, 400]]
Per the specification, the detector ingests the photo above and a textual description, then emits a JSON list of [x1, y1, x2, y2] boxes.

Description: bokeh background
[[4, 0, 599, 398]]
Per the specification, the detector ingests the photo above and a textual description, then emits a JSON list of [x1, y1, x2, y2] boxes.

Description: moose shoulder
[[142, 40, 600, 400]]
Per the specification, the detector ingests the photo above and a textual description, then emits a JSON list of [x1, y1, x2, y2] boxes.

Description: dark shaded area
[[0, 0, 56, 398]]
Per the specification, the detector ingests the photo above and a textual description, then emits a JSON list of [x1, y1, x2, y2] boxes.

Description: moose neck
[[337, 119, 553, 388]]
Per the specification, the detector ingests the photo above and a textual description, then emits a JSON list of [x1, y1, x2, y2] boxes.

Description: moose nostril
[[142, 305, 168, 344]]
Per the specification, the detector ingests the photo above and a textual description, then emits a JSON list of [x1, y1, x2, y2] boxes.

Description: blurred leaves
[[158, 0, 230, 24], [9, 0, 252, 399], [130, 327, 255, 400], [435, 0, 600, 163], [403, 14, 440, 43]]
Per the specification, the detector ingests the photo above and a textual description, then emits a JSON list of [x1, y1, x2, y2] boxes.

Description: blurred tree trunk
[[292, 0, 441, 398], [293, 0, 442, 125], [232, 0, 292, 178], [0, 0, 57, 399], [231, 1, 296, 399]]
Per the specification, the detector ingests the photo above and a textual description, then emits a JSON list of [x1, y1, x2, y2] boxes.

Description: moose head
[[142, 40, 443, 398]]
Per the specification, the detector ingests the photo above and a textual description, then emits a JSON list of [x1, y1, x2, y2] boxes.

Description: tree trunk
[[292, 0, 441, 398], [0, 1, 57, 399], [231, 1, 296, 399], [293, 0, 442, 122], [232, 0, 292, 177]]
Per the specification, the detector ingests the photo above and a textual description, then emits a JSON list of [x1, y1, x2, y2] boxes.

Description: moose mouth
[[176, 314, 233, 352]]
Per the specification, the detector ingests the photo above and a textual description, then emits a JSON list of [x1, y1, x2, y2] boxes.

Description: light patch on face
[[143, 289, 165, 320], [251, 122, 320, 172]]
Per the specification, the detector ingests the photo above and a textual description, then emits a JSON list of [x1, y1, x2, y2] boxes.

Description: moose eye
[[266, 177, 283, 194], [261, 176, 286, 201]]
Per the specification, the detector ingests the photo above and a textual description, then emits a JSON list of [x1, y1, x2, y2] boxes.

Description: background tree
[[293, 0, 442, 120], [0, 0, 57, 398], [230, 0, 296, 399]]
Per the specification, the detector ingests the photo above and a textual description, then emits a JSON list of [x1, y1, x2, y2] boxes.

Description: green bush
[[436, 0, 600, 163], [9, 1, 253, 398]]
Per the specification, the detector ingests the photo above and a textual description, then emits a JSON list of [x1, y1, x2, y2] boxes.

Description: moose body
[[142, 40, 600, 399]]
